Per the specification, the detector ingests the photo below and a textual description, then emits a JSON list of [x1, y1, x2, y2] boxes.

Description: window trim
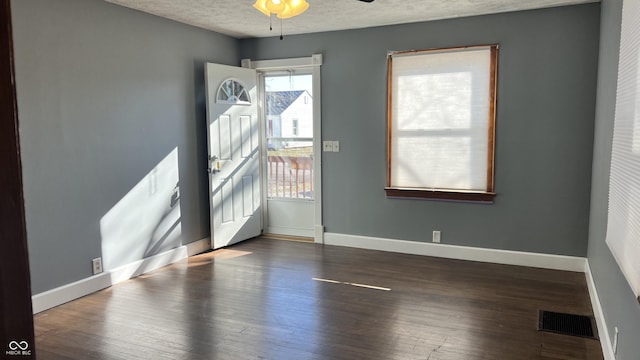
[[385, 44, 499, 202]]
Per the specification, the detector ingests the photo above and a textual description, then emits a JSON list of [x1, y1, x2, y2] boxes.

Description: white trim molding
[[314, 225, 324, 244], [265, 226, 315, 239], [585, 261, 616, 360], [32, 238, 211, 314], [323, 233, 586, 272], [243, 54, 323, 71]]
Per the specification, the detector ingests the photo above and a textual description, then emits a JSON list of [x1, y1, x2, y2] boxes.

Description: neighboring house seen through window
[[386, 45, 498, 202]]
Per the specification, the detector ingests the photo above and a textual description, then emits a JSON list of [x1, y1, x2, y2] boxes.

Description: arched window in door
[[216, 78, 251, 105]]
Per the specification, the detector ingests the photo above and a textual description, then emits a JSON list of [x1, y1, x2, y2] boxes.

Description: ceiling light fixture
[[253, 0, 310, 39]]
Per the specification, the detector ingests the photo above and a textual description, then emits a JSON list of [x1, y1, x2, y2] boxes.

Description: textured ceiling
[[104, 0, 598, 39]]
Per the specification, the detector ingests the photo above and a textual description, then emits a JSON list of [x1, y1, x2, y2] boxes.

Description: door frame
[[0, 0, 37, 357], [241, 55, 324, 244]]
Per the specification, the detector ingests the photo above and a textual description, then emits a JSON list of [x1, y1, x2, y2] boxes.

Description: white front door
[[205, 63, 261, 249]]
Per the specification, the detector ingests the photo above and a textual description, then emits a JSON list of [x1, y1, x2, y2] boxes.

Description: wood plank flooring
[[34, 237, 603, 359]]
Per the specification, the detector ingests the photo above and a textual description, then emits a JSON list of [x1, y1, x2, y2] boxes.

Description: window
[[386, 45, 498, 202], [292, 119, 299, 136], [216, 78, 251, 104], [606, 0, 640, 300]]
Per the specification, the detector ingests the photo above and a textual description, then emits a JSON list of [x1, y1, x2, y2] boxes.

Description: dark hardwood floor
[[34, 237, 603, 359]]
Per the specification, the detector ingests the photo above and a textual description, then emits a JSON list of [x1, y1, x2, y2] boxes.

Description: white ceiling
[[104, 0, 598, 39]]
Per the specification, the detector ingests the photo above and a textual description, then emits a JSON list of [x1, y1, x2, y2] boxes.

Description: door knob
[[207, 165, 221, 174], [207, 161, 221, 174]]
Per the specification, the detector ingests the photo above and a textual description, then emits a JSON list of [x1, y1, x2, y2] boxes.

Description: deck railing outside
[[267, 155, 313, 199]]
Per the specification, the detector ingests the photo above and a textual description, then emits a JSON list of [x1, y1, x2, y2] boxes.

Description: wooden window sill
[[384, 187, 495, 203]]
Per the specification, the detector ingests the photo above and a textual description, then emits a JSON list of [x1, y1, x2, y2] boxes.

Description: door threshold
[[262, 233, 314, 243]]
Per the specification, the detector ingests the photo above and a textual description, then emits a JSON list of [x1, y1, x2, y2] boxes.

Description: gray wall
[[241, 4, 600, 256], [11, 0, 640, 355], [587, 0, 640, 358], [12, 0, 238, 293]]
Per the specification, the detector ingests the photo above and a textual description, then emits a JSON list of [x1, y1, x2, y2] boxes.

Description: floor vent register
[[538, 310, 598, 340]]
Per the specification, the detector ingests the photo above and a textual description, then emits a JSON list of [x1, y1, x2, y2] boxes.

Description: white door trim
[[243, 54, 324, 244]]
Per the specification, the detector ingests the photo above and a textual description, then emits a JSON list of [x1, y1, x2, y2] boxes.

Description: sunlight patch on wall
[[100, 147, 181, 271]]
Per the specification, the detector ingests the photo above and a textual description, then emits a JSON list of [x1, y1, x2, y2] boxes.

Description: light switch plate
[[323, 141, 333, 152], [332, 141, 340, 152]]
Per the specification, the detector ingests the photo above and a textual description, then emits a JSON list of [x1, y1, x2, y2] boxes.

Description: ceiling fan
[[254, 0, 376, 39]]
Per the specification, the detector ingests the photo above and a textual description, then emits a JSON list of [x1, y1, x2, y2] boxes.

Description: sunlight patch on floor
[[209, 249, 253, 259], [312, 277, 391, 291]]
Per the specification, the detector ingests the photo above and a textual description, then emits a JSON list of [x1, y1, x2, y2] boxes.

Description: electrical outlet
[[613, 326, 619, 354], [323, 141, 334, 152], [332, 141, 340, 152], [92, 257, 103, 275], [432, 230, 441, 243]]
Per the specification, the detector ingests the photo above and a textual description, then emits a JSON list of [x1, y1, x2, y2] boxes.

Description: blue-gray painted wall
[[12, 2, 640, 357], [587, 0, 640, 358], [241, 4, 600, 257], [11, 0, 239, 293]]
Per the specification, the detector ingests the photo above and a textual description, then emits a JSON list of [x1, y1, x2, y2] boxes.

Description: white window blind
[[606, 0, 640, 298], [389, 47, 493, 192]]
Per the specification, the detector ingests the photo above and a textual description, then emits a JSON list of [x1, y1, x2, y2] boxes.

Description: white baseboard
[[323, 233, 586, 272], [32, 238, 211, 314], [585, 261, 616, 360], [265, 226, 315, 239]]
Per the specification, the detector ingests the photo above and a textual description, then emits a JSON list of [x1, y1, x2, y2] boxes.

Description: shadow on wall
[[194, 59, 212, 237], [99, 147, 182, 271]]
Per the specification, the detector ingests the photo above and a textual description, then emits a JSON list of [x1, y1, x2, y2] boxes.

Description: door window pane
[[265, 74, 314, 199]]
